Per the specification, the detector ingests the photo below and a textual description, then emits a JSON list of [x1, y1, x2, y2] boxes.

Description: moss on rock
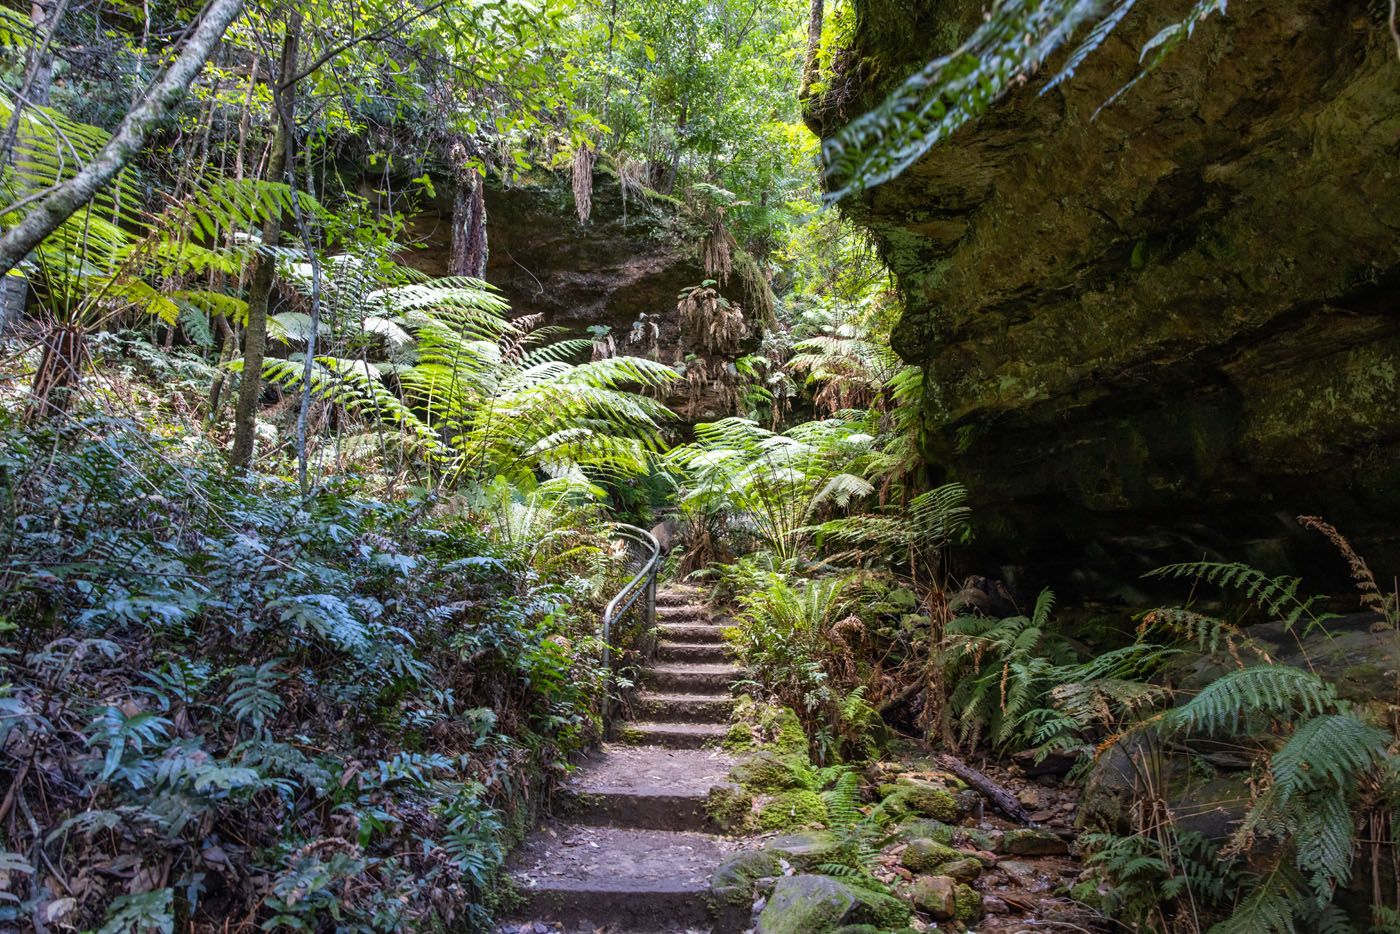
[[732, 750, 819, 792], [899, 839, 960, 873], [706, 783, 757, 833], [759, 789, 828, 831], [895, 778, 961, 821], [711, 849, 783, 908], [954, 882, 983, 923], [757, 874, 910, 934], [896, 818, 954, 845]]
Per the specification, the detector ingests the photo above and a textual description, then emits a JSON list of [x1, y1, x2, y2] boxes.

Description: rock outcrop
[[814, 0, 1400, 590], [399, 171, 759, 423]]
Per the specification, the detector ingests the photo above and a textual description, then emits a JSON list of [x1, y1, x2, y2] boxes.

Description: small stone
[[1002, 827, 1070, 856], [906, 875, 957, 920], [997, 859, 1038, 882], [1029, 809, 1055, 822], [1017, 787, 1043, 809], [983, 895, 1011, 915]]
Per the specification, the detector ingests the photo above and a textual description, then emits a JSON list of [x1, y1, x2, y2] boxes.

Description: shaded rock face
[[399, 173, 757, 424], [818, 0, 1400, 590], [403, 174, 704, 346]]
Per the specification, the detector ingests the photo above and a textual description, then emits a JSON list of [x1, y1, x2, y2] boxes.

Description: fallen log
[[935, 753, 1033, 824]]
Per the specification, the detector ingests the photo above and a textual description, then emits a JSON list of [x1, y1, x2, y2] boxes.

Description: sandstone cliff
[[814, 0, 1400, 590]]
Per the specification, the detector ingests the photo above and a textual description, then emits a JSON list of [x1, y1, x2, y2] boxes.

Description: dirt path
[[499, 583, 742, 933]]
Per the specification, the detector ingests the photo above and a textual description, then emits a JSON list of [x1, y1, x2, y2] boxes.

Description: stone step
[[504, 824, 736, 932], [559, 745, 736, 832], [643, 663, 738, 693], [622, 721, 730, 750], [636, 692, 735, 723], [656, 587, 704, 607], [656, 604, 712, 621], [656, 641, 732, 663], [657, 622, 727, 644]]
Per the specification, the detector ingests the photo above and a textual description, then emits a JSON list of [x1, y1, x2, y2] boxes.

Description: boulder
[[1077, 732, 1253, 842], [937, 857, 983, 884], [890, 777, 961, 821], [906, 875, 957, 920], [757, 875, 910, 934]]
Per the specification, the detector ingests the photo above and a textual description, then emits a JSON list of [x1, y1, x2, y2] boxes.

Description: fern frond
[[1168, 666, 1338, 735]]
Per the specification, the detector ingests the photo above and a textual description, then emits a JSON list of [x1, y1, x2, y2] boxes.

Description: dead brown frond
[[1298, 515, 1398, 627], [735, 249, 776, 330], [501, 312, 545, 362], [702, 216, 736, 285], [678, 285, 745, 355], [591, 330, 616, 361], [572, 143, 596, 224]]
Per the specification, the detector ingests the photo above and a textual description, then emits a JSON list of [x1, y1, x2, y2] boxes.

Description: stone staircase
[[501, 583, 743, 933]]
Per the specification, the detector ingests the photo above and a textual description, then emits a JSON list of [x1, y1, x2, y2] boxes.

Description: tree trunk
[[0, 0, 63, 334], [801, 0, 825, 99], [662, 101, 688, 195], [0, 0, 246, 277], [448, 144, 488, 278], [27, 324, 85, 420], [229, 13, 300, 470]]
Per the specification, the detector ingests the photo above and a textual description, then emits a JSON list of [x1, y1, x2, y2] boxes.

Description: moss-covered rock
[[892, 778, 961, 821], [905, 874, 957, 920], [954, 882, 983, 923], [895, 818, 954, 845], [711, 849, 783, 908], [899, 839, 960, 873], [732, 750, 818, 793], [757, 875, 913, 934], [706, 783, 757, 833], [938, 857, 982, 884], [760, 789, 828, 831], [764, 831, 844, 869]]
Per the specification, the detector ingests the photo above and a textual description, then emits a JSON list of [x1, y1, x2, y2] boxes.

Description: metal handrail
[[600, 523, 660, 733]]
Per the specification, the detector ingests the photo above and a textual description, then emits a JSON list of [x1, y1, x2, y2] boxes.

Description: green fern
[[1147, 561, 1330, 633], [1270, 713, 1389, 804], [1168, 665, 1339, 735]]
